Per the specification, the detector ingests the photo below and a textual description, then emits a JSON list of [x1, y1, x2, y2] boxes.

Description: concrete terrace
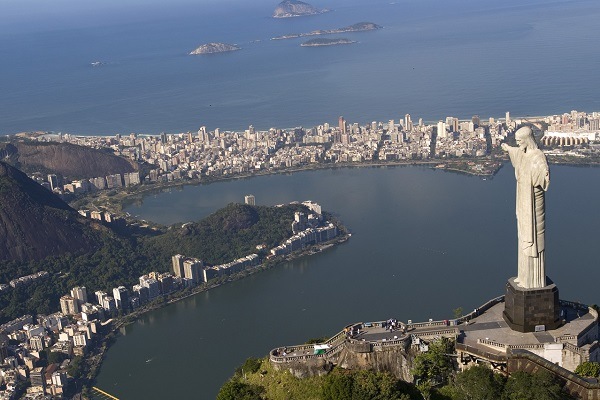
[[458, 299, 597, 358], [271, 297, 597, 367]]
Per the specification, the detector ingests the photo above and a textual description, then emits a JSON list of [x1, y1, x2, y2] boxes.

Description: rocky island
[[188, 42, 240, 55], [272, 22, 382, 40], [273, 0, 330, 18], [301, 38, 356, 47]]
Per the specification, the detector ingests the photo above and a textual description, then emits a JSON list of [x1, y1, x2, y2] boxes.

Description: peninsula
[[271, 22, 382, 40], [188, 42, 240, 55], [301, 38, 356, 47], [0, 169, 350, 399], [273, 0, 330, 18]]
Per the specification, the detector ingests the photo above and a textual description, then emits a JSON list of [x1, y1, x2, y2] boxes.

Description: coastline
[[76, 154, 600, 219], [84, 230, 350, 394], [74, 158, 504, 216], [25, 149, 600, 395], [69, 158, 497, 394], [300, 39, 356, 47], [63, 157, 600, 396]]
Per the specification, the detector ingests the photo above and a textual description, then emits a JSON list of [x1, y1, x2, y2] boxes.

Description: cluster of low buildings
[[269, 145, 324, 168], [0, 272, 49, 294], [0, 271, 184, 399], [77, 209, 117, 224], [0, 302, 98, 399], [270, 210, 337, 256], [20, 110, 600, 200], [31, 172, 141, 197], [541, 110, 600, 150], [28, 112, 510, 187], [6, 272, 49, 290], [171, 254, 261, 285]]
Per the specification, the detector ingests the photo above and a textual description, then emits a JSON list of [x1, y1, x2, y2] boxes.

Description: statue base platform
[[503, 277, 561, 333]]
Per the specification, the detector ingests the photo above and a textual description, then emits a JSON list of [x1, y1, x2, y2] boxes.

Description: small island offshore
[[189, 42, 240, 55], [273, 0, 330, 18], [272, 22, 382, 40], [301, 38, 356, 47]]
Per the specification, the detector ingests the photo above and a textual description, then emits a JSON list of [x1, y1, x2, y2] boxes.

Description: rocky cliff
[[189, 43, 241, 55], [273, 0, 329, 18], [3, 141, 136, 180], [272, 340, 417, 382]]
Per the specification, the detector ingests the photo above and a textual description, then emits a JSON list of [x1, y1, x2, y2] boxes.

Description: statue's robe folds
[[507, 146, 549, 289]]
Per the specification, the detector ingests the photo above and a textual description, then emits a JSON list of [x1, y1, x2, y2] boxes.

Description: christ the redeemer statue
[[501, 126, 550, 289]]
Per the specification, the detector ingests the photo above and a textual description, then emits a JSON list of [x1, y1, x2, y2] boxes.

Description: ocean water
[[1, 0, 599, 135]]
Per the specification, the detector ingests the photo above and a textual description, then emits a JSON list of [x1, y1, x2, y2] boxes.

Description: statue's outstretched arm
[[501, 143, 518, 163]]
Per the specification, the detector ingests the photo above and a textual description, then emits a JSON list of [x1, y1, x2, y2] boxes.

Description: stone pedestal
[[503, 277, 561, 333]]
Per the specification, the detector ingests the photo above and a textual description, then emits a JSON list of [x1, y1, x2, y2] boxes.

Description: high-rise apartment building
[[59, 296, 79, 315], [183, 259, 203, 284], [70, 286, 88, 305], [437, 121, 447, 139], [113, 286, 129, 310], [172, 254, 185, 278], [404, 114, 413, 132], [95, 291, 108, 306], [338, 116, 346, 134], [244, 195, 256, 206]]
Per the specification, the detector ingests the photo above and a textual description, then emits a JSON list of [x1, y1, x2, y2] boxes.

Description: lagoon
[[95, 165, 600, 399]]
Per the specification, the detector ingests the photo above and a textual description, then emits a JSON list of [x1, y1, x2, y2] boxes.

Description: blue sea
[[1, 0, 599, 135]]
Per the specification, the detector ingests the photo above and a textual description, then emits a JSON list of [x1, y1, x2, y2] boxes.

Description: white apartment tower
[[172, 254, 185, 278], [70, 286, 88, 305]]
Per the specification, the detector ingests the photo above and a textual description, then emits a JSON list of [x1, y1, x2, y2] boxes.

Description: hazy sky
[[0, 0, 277, 34], [0, 0, 513, 35], [1, 0, 375, 34]]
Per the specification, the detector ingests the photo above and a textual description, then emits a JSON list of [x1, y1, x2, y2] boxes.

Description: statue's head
[[515, 126, 538, 152]]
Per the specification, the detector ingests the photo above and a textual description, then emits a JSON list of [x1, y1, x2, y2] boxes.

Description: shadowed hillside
[[0, 174, 323, 321], [0, 161, 101, 262], [1, 141, 136, 179]]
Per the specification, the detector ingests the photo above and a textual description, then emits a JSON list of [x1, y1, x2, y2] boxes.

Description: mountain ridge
[[1, 141, 136, 180], [0, 161, 102, 262]]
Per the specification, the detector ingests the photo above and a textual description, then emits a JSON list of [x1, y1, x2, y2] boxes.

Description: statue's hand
[[501, 143, 509, 151]]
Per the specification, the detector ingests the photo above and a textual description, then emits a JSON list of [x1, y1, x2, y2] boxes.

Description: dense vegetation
[[0, 231, 150, 321], [217, 358, 417, 400], [218, 356, 575, 400], [321, 369, 415, 400], [0, 161, 102, 262], [574, 361, 600, 378], [409, 338, 573, 399], [438, 365, 570, 400], [412, 337, 455, 384], [0, 200, 314, 323], [142, 203, 308, 265]]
